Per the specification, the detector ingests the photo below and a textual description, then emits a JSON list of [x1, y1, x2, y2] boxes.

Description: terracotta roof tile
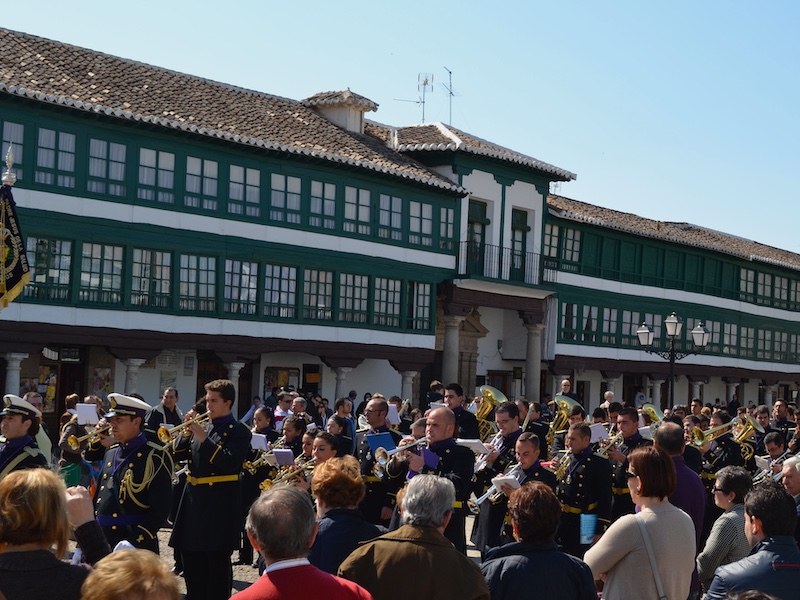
[[365, 121, 576, 181], [548, 194, 800, 271], [0, 29, 462, 194], [301, 90, 378, 112]]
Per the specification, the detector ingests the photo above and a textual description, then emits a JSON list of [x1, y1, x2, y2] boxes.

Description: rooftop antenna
[[442, 67, 455, 125], [418, 73, 434, 123]]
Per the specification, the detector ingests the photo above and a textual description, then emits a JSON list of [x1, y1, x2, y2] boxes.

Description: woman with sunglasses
[[696, 466, 752, 592], [584, 445, 695, 599]]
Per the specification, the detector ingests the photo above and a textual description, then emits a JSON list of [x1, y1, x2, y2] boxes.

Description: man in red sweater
[[236, 486, 372, 600]]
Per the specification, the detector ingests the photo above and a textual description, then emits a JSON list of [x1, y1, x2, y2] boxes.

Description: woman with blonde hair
[[0, 469, 107, 599], [81, 549, 180, 600], [308, 455, 384, 573]]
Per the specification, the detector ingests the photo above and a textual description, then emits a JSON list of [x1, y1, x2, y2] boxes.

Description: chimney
[[301, 89, 378, 134]]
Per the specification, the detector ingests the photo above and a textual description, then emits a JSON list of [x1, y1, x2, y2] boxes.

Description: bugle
[[374, 438, 427, 466], [67, 424, 112, 451], [157, 412, 211, 444]]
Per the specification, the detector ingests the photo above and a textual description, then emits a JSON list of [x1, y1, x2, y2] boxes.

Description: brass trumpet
[[157, 412, 211, 444], [594, 430, 624, 459], [690, 420, 736, 447], [374, 438, 428, 466], [468, 462, 521, 513], [67, 425, 112, 451], [259, 457, 316, 491]]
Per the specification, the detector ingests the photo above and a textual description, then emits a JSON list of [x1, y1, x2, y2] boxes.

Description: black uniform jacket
[[169, 414, 251, 552]]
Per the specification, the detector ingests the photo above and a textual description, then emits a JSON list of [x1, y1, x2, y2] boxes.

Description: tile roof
[[365, 121, 577, 181], [548, 194, 800, 271], [0, 28, 463, 195], [302, 90, 378, 112]]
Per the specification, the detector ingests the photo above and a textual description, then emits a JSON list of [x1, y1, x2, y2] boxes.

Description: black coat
[[356, 427, 403, 525], [0, 437, 48, 479], [93, 434, 173, 553], [481, 541, 596, 600], [169, 416, 251, 552], [455, 408, 480, 440], [308, 508, 385, 574]]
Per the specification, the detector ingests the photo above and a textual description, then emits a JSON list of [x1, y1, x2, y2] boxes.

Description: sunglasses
[[712, 487, 730, 494], [624, 471, 638, 479]]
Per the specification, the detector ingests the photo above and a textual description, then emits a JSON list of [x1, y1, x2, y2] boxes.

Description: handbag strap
[[635, 514, 667, 600]]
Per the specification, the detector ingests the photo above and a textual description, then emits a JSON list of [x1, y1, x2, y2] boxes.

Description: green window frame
[[757, 329, 773, 360], [224, 259, 258, 315], [561, 302, 578, 340], [602, 307, 618, 344], [582, 305, 598, 343], [137, 148, 175, 204], [131, 248, 171, 308], [184, 156, 218, 211], [756, 272, 772, 305], [620, 310, 641, 347], [440, 206, 455, 250], [344, 186, 371, 235], [303, 269, 333, 321], [2, 121, 24, 180], [310, 180, 336, 230], [775, 331, 788, 362], [179, 254, 217, 312], [409, 201, 433, 246], [774, 276, 788, 309], [87, 138, 126, 197], [263, 264, 296, 318], [270, 173, 302, 224], [80, 242, 123, 304], [338, 273, 369, 323], [722, 323, 738, 355], [563, 228, 581, 262], [543, 224, 559, 258], [378, 194, 403, 241], [25, 237, 71, 301], [35, 128, 76, 189], [740, 268, 755, 303], [740, 326, 755, 358], [407, 282, 432, 330], [374, 277, 401, 327], [228, 165, 261, 218]]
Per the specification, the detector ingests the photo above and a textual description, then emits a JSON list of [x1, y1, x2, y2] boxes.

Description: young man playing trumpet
[[168, 379, 251, 600]]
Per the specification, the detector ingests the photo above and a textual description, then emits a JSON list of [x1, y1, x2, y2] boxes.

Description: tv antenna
[[394, 73, 435, 123], [442, 67, 459, 125]]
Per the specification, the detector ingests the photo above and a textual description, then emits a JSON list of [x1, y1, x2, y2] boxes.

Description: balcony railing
[[458, 242, 556, 287]]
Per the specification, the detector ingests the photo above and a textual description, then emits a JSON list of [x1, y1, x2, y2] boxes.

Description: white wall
[[112, 350, 198, 415]]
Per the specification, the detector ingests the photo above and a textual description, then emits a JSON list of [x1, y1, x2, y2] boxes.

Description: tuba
[[545, 395, 583, 459], [733, 415, 764, 462], [641, 403, 664, 428], [473, 385, 505, 441]]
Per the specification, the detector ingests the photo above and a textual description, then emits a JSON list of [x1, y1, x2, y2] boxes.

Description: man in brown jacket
[[338, 474, 489, 600]]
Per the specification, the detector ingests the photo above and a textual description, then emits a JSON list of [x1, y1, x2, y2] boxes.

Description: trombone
[[67, 425, 112, 451], [690, 420, 736, 447], [157, 412, 211, 444]]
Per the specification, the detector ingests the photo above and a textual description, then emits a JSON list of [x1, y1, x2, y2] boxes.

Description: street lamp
[[637, 312, 709, 408]]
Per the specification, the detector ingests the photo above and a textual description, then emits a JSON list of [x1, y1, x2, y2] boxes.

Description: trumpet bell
[[641, 403, 664, 425], [479, 385, 508, 407]]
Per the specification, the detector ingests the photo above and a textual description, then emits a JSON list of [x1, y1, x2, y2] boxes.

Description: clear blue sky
[[5, 1, 799, 252]]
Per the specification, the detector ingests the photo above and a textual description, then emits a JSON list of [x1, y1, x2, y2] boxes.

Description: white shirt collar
[[263, 557, 310, 574]]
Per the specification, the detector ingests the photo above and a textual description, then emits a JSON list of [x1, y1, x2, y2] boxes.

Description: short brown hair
[[81, 549, 180, 600], [312, 455, 365, 508], [517, 431, 540, 451], [0, 469, 70, 558], [508, 481, 561, 543], [204, 379, 236, 405], [628, 446, 676, 500]]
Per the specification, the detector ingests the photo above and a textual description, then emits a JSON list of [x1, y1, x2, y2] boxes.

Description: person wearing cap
[[0, 394, 49, 479], [93, 392, 173, 554], [169, 378, 252, 600]]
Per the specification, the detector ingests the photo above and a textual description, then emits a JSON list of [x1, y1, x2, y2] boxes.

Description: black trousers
[[181, 549, 232, 600]]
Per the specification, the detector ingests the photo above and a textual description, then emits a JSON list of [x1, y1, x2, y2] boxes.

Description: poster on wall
[[92, 368, 113, 400], [263, 367, 300, 398], [39, 366, 57, 413], [160, 370, 177, 391]]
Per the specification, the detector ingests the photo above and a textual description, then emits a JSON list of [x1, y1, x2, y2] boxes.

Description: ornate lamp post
[[637, 313, 710, 408]]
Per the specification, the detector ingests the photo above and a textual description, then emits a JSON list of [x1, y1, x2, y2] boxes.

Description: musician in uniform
[[554, 422, 612, 558], [281, 415, 306, 458], [516, 399, 549, 458], [444, 383, 480, 440], [356, 396, 403, 525], [471, 401, 523, 558], [698, 410, 744, 544], [772, 400, 795, 446], [551, 405, 586, 454], [396, 407, 475, 554], [753, 405, 777, 455], [605, 407, 652, 520], [93, 393, 173, 554], [0, 395, 48, 480], [169, 379, 252, 600]]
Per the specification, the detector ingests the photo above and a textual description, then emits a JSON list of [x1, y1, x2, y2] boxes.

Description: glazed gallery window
[[409, 201, 433, 246], [270, 173, 302, 223], [263, 264, 297, 318], [87, 138, 126, 197], [374, 277, 401, 327], [228, 165, 261, 218], [309, 180, 336, 230], [131, 249, 171, 308], [138, 148, 175, 204], [179, 254, 216, 312], [338, 273, 369, 323], [184, 157, 218, 211], [303, 269, 333, 321], [25, 237, 71, 301], [2, 121, 24, 180], [80, 243, 123, 304], [407, 282, 431, 330], [378, 194, 402, 241], [35, 128, 76, 188], [224, 259, 258, 315], [344, 186, 371, 235]]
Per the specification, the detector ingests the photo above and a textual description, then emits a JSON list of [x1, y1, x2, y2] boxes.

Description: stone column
[[442, 315, 465, 385], [523, 323, 544, 403], [225, 361, 246, 405], [4, 352, 28, 395], [334, 367, 352, 401], [400, 371, 418, 406], [651, 379, 665, 408], [764, 385, 777, 407], [690, 381, 702, 401], [603, 377, 619, 394], [122, 358, 147, 394], [726, 383, 738, 405]]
